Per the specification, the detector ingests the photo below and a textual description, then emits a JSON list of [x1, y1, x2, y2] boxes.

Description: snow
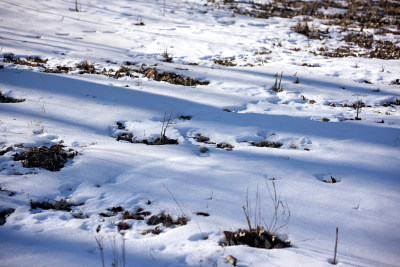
[[1, 0, 400, 266]]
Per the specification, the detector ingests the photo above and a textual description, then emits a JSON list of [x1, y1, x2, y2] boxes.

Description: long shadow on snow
[[188, 64, 396, 98], [0, 227, 185, 267], [0, 69, 398, 148], [2, 71, 398, 266]]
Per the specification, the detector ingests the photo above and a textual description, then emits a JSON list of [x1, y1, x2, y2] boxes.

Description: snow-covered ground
[[1, 0, 399, 266]]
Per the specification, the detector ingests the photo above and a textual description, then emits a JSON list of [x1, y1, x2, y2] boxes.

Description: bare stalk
[[95, 235, 105, 267], [163, 112, 172, 139], [264, 179, 290, 234], [162, 183, 186, 217], [110, 235, 120, 267], [273, 73, 278, 90], [121, 234, 126, 267], [160, 112, 166, 138], [332, 227, 339, 264], [278, 71, 283, 90], [243, 206, 252, 232], [163, 0, 166, 16]]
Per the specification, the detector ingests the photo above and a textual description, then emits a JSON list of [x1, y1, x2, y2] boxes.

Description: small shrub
[[223, 180, 291, 249], [0, 92, 26, 103], [14, 144, 77, 171], [271, 72, 283, 92]]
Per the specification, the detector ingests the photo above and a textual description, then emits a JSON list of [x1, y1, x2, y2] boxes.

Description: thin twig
[[121, 233, 126, 267], [162, 183, 186, 217], [95, 235, 105, 267], [109, 235, 120, 267], [333, 227, 339, 264], [243, 206, 252, 232]]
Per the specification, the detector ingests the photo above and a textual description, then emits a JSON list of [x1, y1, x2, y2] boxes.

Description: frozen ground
[[0, 0, 400, 266]]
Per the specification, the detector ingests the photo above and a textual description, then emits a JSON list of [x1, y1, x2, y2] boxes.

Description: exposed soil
[[322, 176, 340, 183], [117, 221, 131, 231], [142, 227, 162, 235], [381, 98, 400, 107], [199, 147, 209, 153], [134, 67, 209, 86], [293, 20, 326, 40], [214, 58, 236, 67], [13, 144, 77, 171], [0, 92, 26, 103], [30, 199, 83, 212], [220, 0, 400, 60], [2, 54, 209, 86], [115, 122, 179, 145], [0, 146, 13, 156], [43, 65, 76, 74], [222, 227, 292, 249], [250, 140, 283, 148], [194, 134, 210, 143], [179, 115, 192, 120], [147, 213, 188, 227], [99, 206, 124, 217], [0, 208, 15, 225], [123, 208, 151, 220], [216, 142, 234, 151], [3, 53, 48, 67]]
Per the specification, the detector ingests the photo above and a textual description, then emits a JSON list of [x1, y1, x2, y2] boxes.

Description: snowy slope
[[1, 0, 400, 266]]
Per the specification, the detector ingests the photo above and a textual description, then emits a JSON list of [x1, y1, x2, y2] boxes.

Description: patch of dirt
[[117, 221, 131, 231], [0, 208, 15, 225], [217, 142, 234, 151], [13, 144, 77, 171], [134, 67, 209, 86], [147, 213, 188, 227], [30, 199, 83, 212], [381, 98, 400, 107], [43, 65, 76, 74], [293, 21, 326, 40], [322, 176, 340, 183], [100, 206, 124, 217], [0, 146, 13, 156], [250, 140, 283, 148], [141, 213, 188, 235], [219, 0, 400, 60], [152, 136, 179, 145], [114, 122, 179, 145], [0, 92, 26, 103], [2, 54, 210, 85], [194, 134, 210, 143], [142, 227, 162, 235], [222, 227, 292, 249], [116, 133, 134, 142], [344, 32, 374, 49], [123, 208, 151, 220], [76, 62, 139, 79], [214, 58, 236, 67], [0, 187, 16, 197], [3, 53, 48, 67], [179, 115, 192, 120], [199, 147, 209, 153]]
